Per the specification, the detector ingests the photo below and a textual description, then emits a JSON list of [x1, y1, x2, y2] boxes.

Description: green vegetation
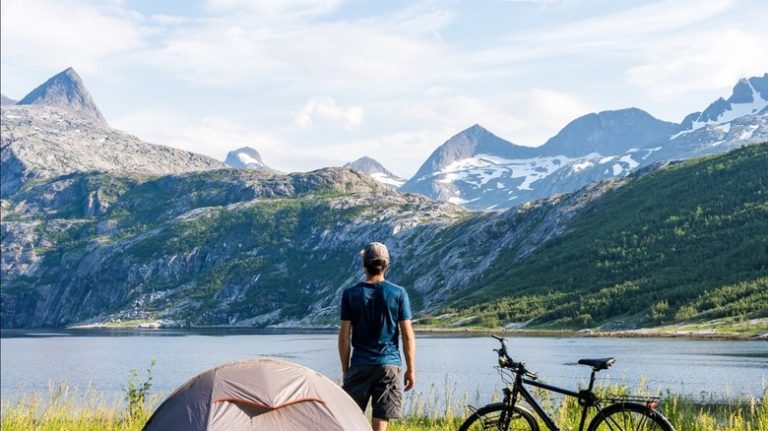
[[442, 144, 768, 329], [3, 144, 766, 331], [2, 383, 765, 431]]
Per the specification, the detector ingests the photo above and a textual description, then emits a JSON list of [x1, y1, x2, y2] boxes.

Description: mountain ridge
[[1, 105, 227, 196], [400, 73, 768, 210]]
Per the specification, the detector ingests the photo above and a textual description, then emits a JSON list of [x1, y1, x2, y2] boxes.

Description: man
[[338, 242, 416, 431]]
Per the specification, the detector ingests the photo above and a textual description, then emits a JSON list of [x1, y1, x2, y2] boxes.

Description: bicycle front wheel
[[587, 402, 675, 431], [459, 403, 539, 431]]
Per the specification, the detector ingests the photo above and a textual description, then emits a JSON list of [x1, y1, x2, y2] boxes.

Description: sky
[[2, 0, 767, 177]]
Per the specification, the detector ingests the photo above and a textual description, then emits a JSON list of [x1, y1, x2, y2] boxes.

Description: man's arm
[[338, 320, 352, 376], [399, 319, 416, 391]]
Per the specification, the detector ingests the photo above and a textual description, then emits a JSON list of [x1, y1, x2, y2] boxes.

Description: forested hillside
[[441, 143, 768, 329]]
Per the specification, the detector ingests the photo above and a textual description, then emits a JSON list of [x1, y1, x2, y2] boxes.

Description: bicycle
[[458, 335, 675, 431]]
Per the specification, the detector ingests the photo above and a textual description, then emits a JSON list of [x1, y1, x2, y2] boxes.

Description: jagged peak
[[17, 67, 106, 123], [683, 73, 768, 130]]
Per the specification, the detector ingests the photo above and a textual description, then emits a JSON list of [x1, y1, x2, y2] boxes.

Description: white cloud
[[112, 111, 285, 165], [0, 0, 146, 74], [295, 97, 364, 131], [136, 3, 453, 92], [626, 29, 768, 99], [505, 89, 594, 145], [372, 90, 593, 149], [206, 0, 343, 16], [474, 0, 736, 65]]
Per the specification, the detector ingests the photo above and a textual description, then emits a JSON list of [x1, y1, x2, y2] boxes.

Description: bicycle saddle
[[577, 358, 615, 371]]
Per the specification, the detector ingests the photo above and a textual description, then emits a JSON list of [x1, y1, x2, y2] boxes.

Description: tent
[[142, 359, 371, 431]]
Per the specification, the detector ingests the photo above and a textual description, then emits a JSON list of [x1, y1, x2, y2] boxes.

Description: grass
[[2, 382, 765, 430]]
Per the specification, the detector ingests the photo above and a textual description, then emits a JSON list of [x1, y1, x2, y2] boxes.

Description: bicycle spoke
[[602, 412, 624, 431], [460, 406, 538, 431], [592, 406, 669, 431]]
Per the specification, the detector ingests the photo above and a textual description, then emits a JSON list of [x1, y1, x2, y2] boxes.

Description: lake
[[1, 329, 766, 410]]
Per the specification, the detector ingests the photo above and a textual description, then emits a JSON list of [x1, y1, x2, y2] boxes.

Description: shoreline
[[414, 327, 768, 341], [3, 324, 765, 341]]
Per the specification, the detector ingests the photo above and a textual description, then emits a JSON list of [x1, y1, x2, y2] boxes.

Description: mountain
[[680, 74, 768, 131], [399, 125, 538, 206], [437, 143, 768, 330], [16, 67, 106, 123], [225, 147, 273, 171], [1, 70, 227, 196], [343, 156, 405, 188], [2, 144, 765, 329], [1, 94, 16, 105], [401, 75, 768, 211], [1, 105, 227, 196], [539, 108, 679, 156]]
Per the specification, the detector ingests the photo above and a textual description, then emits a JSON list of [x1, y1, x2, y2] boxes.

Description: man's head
[[362, 242, 389, 276]]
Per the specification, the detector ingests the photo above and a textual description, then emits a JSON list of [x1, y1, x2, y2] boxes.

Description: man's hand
[[399, 319, 416, 392], [338, 320, 352, 382], [404, 368, 416, 391]]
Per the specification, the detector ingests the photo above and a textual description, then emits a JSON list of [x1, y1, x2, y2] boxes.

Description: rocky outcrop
[[1, 105, 227, 196], [0, 163, 623, 328]]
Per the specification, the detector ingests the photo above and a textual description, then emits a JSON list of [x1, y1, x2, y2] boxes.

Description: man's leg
[[371, 365, 403, 429], [342, 365, 373, 412], [372, 418, 389, 431]]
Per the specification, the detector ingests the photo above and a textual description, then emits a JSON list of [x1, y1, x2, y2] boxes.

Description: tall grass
[[0, 382, 152, 431], [2, 382, 765, 430]]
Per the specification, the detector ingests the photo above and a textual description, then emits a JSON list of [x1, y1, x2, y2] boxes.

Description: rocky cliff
[[0, 163, 620, 328]]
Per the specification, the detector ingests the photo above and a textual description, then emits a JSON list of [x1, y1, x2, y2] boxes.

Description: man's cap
[[362, 242, 389, 264]]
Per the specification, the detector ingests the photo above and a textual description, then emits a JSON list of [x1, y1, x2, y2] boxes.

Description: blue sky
[[2, 0, 767, 177]]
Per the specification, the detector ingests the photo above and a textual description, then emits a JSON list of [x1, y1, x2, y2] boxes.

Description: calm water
[[1, 329, 766, 408]]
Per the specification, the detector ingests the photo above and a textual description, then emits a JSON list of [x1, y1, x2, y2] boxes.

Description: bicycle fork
[[500, 387, 516, 429]]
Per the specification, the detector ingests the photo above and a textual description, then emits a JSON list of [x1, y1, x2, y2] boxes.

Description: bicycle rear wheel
[[587, 402, 675, 431], [459, 403, 539, 431]]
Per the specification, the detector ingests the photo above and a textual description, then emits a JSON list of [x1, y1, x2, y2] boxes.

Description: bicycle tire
[[459, 403, 540, 431], [587, 402, 675, 431]]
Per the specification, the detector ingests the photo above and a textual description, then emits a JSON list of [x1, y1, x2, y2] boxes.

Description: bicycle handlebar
[[491, 335, 537, 379]]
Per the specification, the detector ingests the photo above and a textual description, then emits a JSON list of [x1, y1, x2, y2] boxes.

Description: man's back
[[341, 281, 412, 366]]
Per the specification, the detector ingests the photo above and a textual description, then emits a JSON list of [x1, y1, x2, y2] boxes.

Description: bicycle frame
[[503, 368, 605, 431]]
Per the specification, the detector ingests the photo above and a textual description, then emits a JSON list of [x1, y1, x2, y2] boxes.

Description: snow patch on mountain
[[432, 153, 615, 193], [343, 156, 405, 188], [369, 172, 405, 187], [238, 152, 262, 167], [675, 76, 768, 140], [225, 147, 275, 172], [692, 82, 767, 130]]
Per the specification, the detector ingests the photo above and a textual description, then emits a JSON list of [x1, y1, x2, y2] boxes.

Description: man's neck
[[366, 275, 385, 283]]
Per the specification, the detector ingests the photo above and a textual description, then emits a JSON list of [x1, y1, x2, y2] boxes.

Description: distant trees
[[454, 143, 768, 329]]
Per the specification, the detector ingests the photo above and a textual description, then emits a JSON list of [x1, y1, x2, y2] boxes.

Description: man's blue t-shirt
[[340, 280, 412, 366]]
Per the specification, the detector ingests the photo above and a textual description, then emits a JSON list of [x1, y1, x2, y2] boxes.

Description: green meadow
[[2, 378, 765, 431]]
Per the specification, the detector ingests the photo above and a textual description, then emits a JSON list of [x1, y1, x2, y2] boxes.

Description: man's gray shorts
[[343, 364, 403, 419]]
